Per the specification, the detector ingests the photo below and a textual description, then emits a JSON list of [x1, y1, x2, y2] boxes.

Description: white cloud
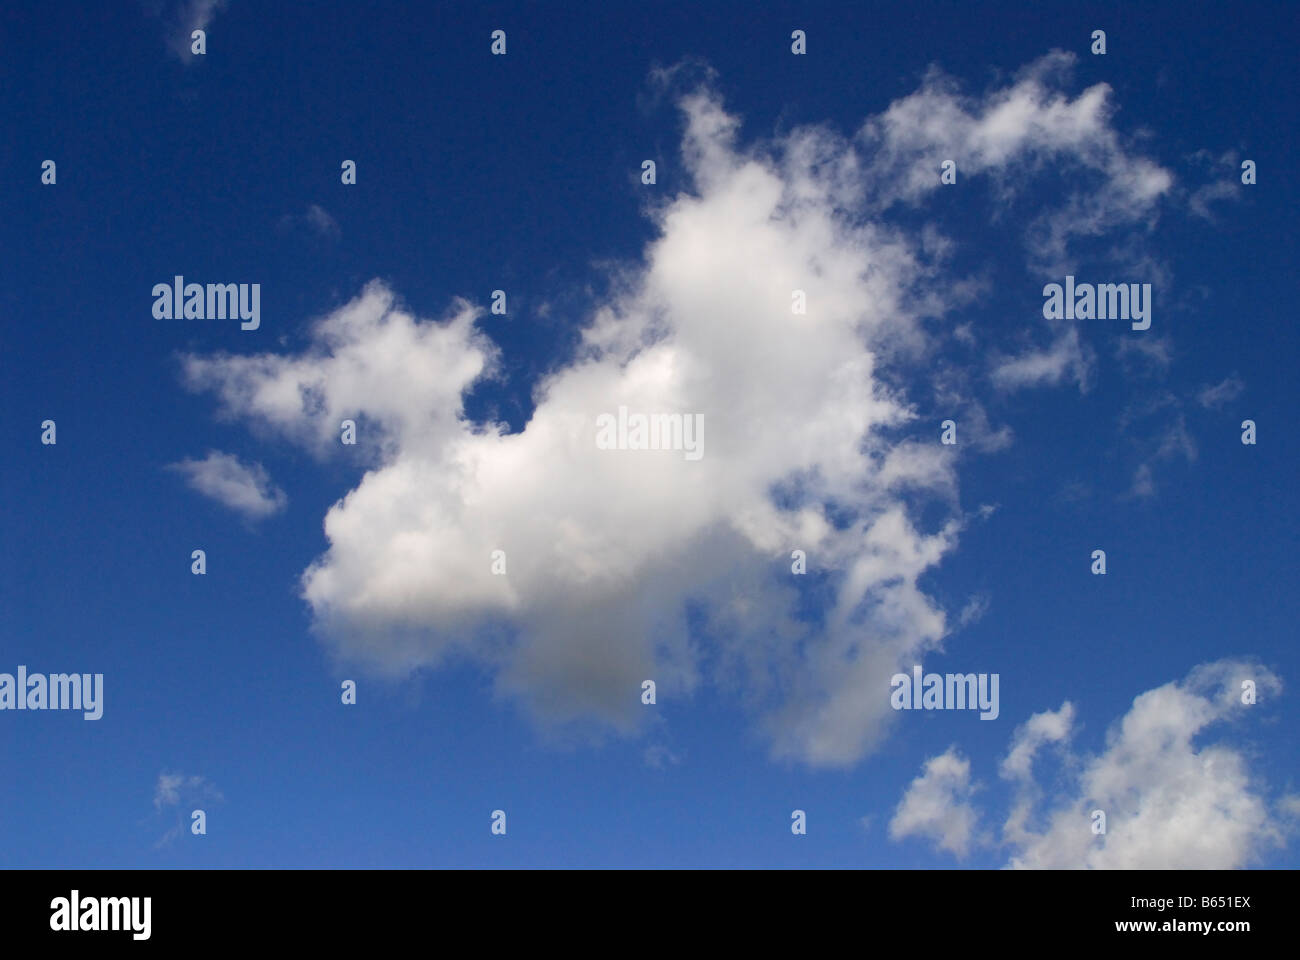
[[1001, 703, 1075, 781], [1116, 334, 1173, 374], [859, 51, 1171, 388], [305, 204, 340, 237], [154, 772, 187, 809], [1006, 661, 1287, 869], [1128, 462, 1156, 499], [1185, 152, 1244, 223], [1188, 180, 1239, 222], [277, 205, 341, 239], [991, 327, 1091, 392], [895, 661, 1294, 868], [181, 58, 1182, 766], [1154, 415, 1197, 462], [152, 771, 222, 848], [1118, 392, 1200, 500], [152, 0, 228, 60], [643, 744, 681, 770], [857, 51, 1172, 274], [957, 593, 990, 628], [154, 771, 221, 810], [1127, 413, 1197, 499], [889, 747, 982, 858], [1197, 374, 1245, 409], [167, 450, 287, 519]]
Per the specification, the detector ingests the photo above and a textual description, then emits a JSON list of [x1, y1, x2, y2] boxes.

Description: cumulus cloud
[[895, 661, 1294, 868], [180, 55, 1181, 766], [1008, 661, 1288, 869], [167, 450, 287, 519], [890, 747, 983, 858]]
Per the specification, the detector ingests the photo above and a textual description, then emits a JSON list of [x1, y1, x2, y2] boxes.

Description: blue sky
[[1, 1, 1297, 868]]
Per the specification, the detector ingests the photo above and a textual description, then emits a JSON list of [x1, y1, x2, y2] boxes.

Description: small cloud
[[889, 747, 983, 858], [644, 744, 681, 770], [1129, 462, 1156, 499], [1116, 334, 1173, 374], [1055, 480, 1090, 504], [1154, 415, 1197, 463], [1197, 374, 1245, 409], [957, 594, 990, 628], [150, 0, 228, 61], [958, 402, 1013, 453], [1184, 150, 1243, 222], [991, 329, 1091, 393], [1117, 390, 1180, 433], [277, 204, 341, 240], [1119, 399, 1197, 500], [1000, 703, 1074, 781], [155, 771, 222, 810], [167, 450, 287, 520], [305, 204, 341, 238], [1189, 180, 1238, 221], [152, 771, 222, 848]]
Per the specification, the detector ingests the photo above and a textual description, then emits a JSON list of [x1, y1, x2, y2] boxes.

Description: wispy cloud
[[991, 327, 1091, 393], [1118, 390, 1200, 500], [1126, 413, 1198, 499], [167, 450, 287, 519], [1116, 333, 1173, 374], [154, 771, 222, 810], [643, 744, 682, 770], [1197, 374, 1245, 409], [152, 771, 223, 848], [957, 593, 990, 628], [305, 204, 340, 237], [148, 0, 229, 61], [278, 204, 341, 240], [1186, 150, 1244, 222]]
